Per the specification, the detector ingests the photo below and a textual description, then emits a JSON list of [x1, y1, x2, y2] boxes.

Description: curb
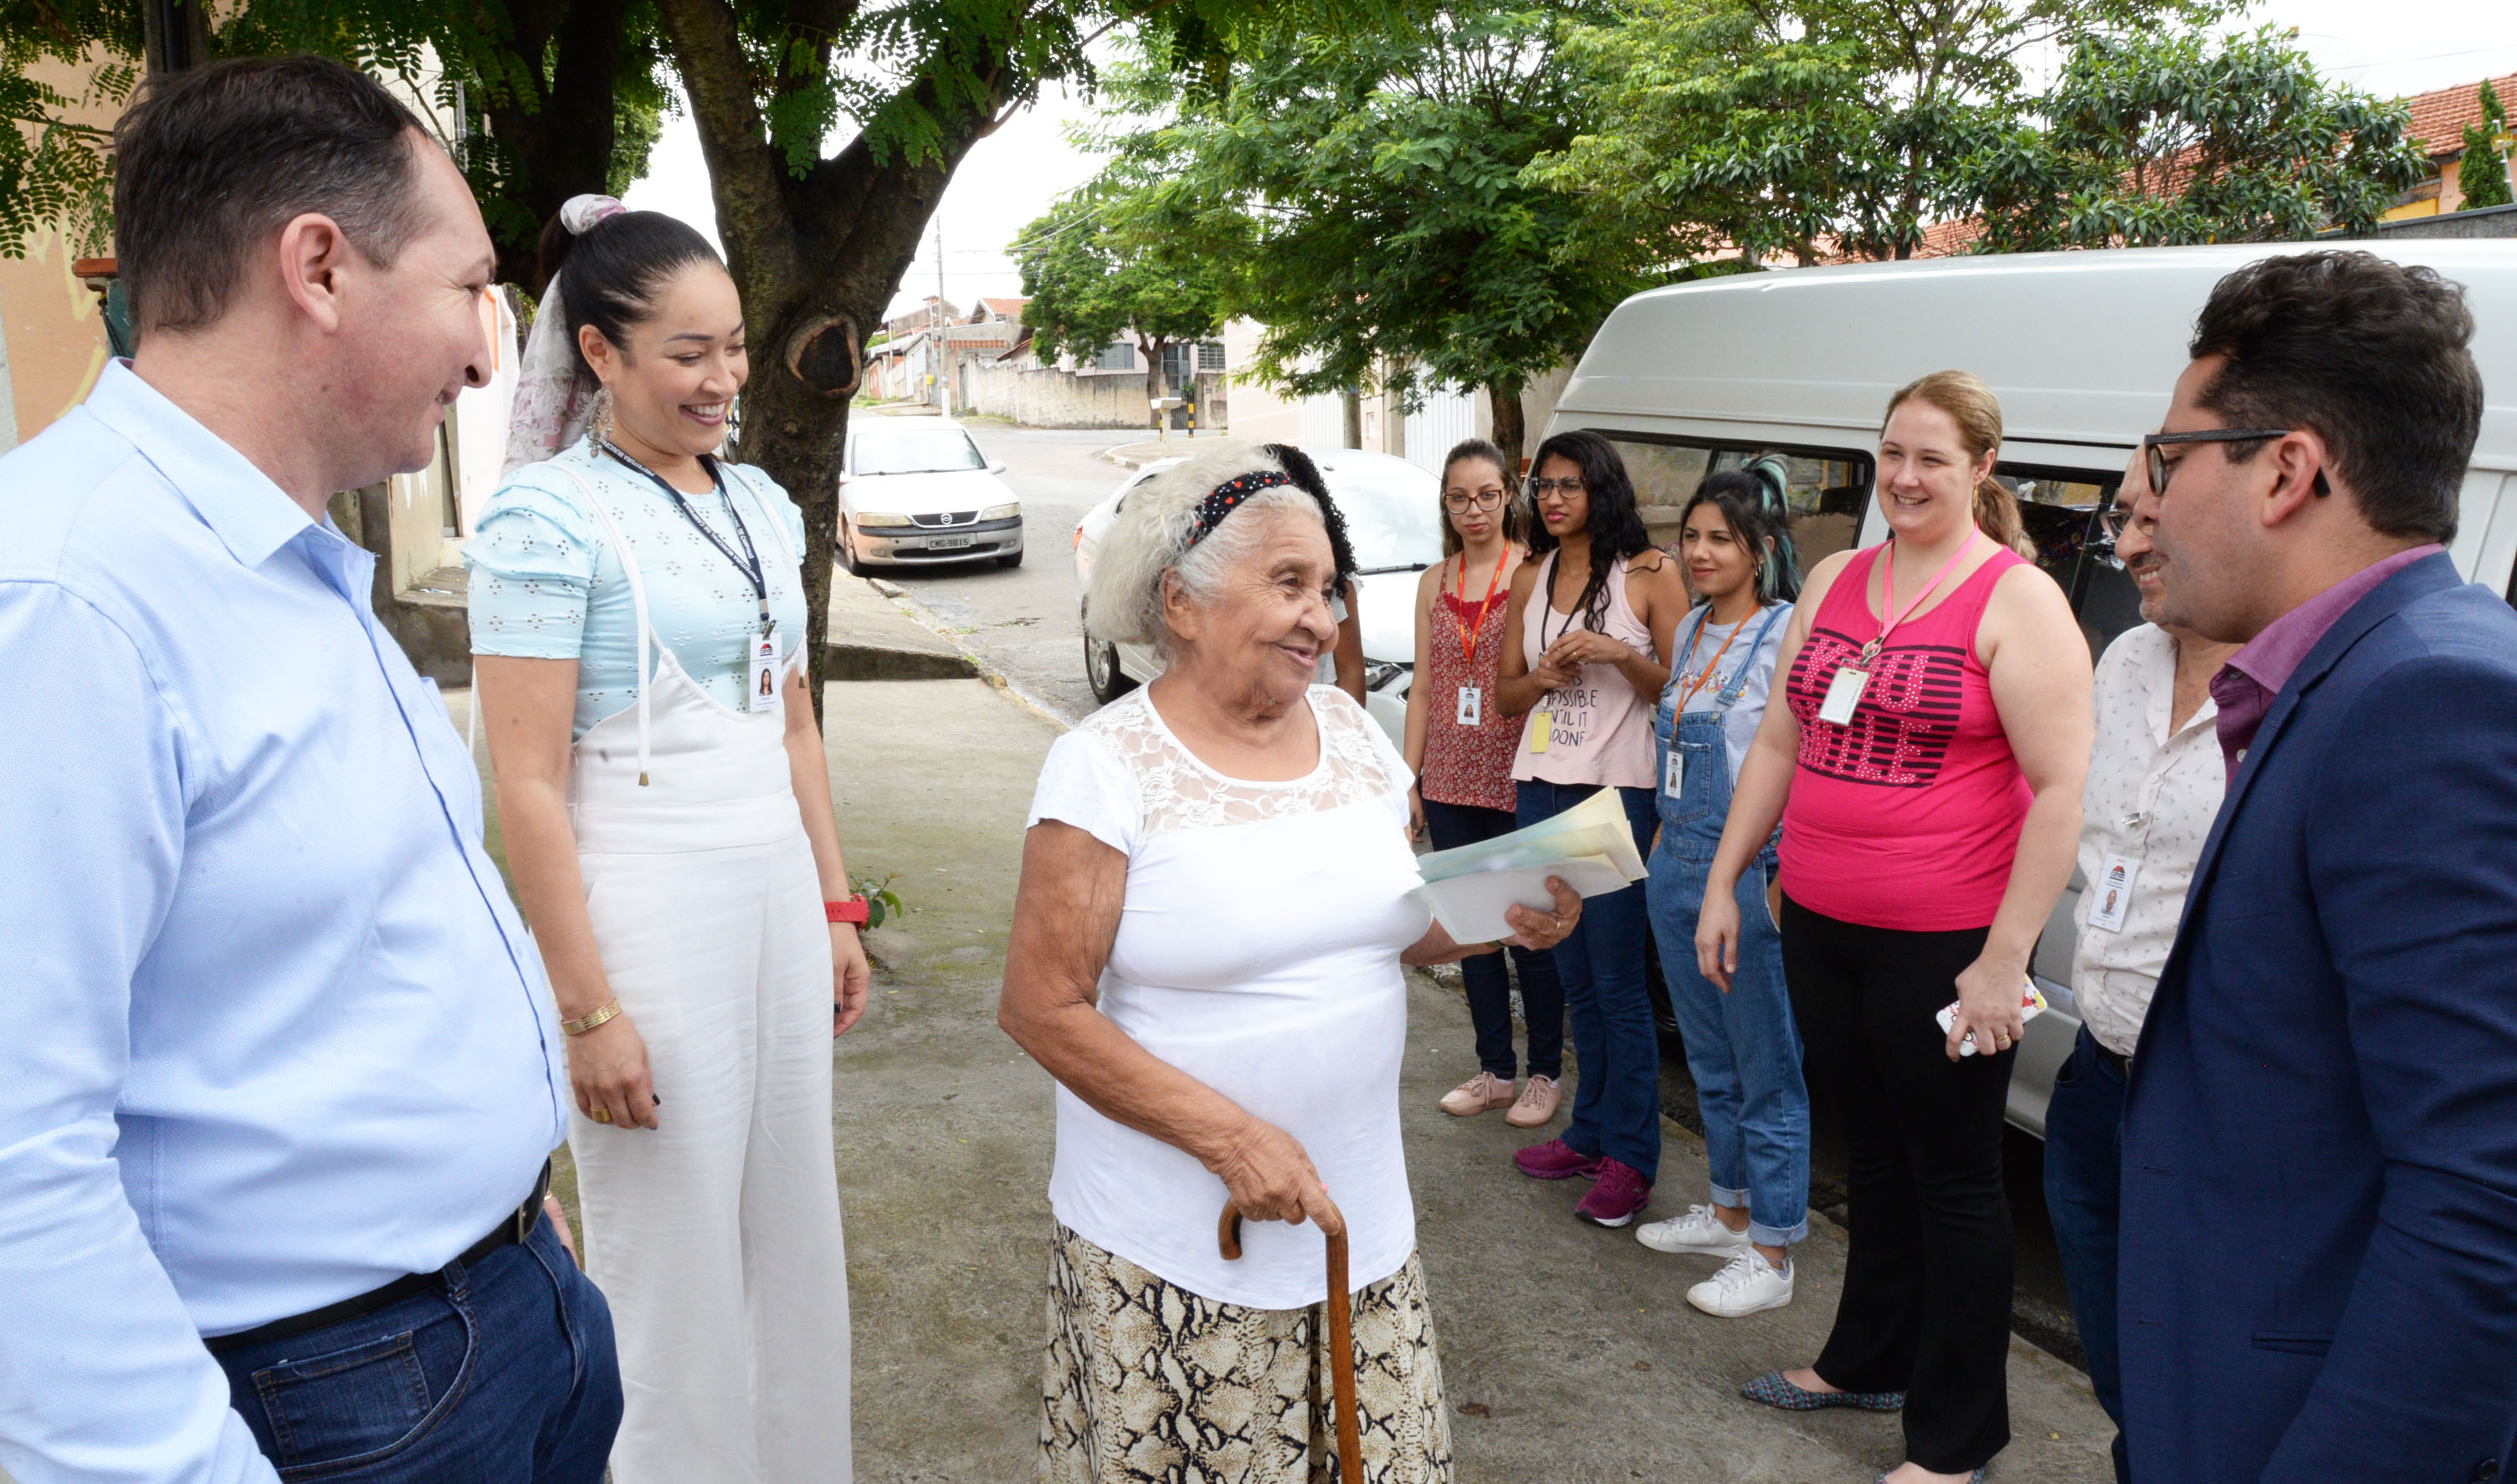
[[840, 576, 1077, 732]]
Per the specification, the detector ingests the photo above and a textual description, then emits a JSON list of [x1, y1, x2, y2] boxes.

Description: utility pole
[[933, 220, 950, 414]]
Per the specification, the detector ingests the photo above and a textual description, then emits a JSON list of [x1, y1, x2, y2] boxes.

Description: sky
[[621, 1, 2517, 324]]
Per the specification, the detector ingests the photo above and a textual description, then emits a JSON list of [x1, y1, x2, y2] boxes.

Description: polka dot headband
[[1185, 470, 1296, 548]]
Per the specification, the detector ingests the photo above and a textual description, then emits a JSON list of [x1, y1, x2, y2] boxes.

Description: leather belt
[[204, 1161, 551, 1357]]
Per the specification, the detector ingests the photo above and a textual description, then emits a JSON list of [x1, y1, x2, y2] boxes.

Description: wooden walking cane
[[1218, 1201, 1365, 1483]]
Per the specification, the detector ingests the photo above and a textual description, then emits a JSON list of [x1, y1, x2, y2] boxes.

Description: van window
[[1597, 435, 1874, 573], [2003, 468, 2134, 659]]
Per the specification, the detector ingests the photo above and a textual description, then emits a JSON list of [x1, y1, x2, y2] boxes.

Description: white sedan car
[[838, 417, 1025, 571], [1073, 448, 1443, 743]]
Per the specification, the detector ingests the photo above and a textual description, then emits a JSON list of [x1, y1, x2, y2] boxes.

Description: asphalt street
[[869, 417, 1132, 725], [874, 417, 2088, 1371]]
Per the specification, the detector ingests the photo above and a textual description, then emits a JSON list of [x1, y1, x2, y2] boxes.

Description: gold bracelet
[[560, 1000, 623, 1036]]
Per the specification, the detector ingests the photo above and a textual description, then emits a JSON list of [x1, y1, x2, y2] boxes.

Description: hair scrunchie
[[502, 195, 632, 475]]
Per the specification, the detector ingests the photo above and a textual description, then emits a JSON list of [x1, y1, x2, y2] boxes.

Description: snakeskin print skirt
[[1041, 1223, 1454, 1483]]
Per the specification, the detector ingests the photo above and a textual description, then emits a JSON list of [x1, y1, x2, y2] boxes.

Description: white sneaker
[[1634, 1204, 1752, 1256], [1687, 1246, 1794, 1318]]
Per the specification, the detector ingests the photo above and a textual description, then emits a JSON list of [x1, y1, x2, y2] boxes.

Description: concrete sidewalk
[[813, 676, 2119, 1482], [1098, 429, 1230, 469]]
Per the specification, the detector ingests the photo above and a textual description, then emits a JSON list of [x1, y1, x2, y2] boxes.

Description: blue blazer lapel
[[2133, 551, 2461, 1067]]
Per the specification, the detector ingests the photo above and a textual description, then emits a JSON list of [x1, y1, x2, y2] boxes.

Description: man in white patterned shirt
[[2044, 452, 2238, 1483]]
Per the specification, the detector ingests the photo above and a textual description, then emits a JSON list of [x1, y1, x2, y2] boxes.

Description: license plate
[[925, 535, 973, 550]]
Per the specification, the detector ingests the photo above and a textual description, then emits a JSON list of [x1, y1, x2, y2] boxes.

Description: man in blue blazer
[[2118, 249, 2517, 1482]]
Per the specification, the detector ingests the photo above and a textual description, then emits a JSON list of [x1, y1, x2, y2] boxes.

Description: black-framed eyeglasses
[[1527, 476, 1587, 499], [2142, 428, 2330, 500], [1443, 489, 1507, 512]]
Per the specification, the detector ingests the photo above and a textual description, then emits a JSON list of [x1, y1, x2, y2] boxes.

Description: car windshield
[[1326, 463, 1443, 573], [854, 426, 987, 476]]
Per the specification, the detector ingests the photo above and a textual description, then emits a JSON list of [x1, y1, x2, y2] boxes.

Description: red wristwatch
[[824, 897, 869, 925]]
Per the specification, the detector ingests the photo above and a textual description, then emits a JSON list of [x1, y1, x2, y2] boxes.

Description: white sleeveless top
[[1024, 684, 1429, 1307], [1512, 551, 1659, 790]]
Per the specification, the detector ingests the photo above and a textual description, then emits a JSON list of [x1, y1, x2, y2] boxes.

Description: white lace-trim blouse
[[1025, 683, 1432, 1308]]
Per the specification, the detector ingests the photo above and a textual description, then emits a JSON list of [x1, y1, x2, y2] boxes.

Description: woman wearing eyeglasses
[[1404, 439, 1564, 1128], [1496, 430, 1690, 1229], [1694, 371, 2092, 1484]]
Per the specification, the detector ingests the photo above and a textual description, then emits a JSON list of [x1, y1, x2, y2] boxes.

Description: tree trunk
[[1341, 388, 1362, 450], [656, 0, 986, 726], [1487, 380, 1525, 476], [141, 0, 213, 73], [480, 0, 635, 290]]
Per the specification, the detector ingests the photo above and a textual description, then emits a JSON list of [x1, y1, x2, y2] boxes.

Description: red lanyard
[[1448, 547, 1510, 663], [1675, 604, 1756, 710], [1861, 533, 1980, 667]]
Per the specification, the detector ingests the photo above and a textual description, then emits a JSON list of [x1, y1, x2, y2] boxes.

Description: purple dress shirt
[[2210, 544, 2444, 781]]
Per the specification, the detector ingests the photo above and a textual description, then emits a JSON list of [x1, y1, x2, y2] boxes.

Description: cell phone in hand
[[1935, 980, 2048, 1057]]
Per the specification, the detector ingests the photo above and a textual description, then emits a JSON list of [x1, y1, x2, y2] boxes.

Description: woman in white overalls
[[469, 197, 869, 1483]]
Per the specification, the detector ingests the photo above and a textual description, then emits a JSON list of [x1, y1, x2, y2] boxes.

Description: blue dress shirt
[[0, 364, 569, 1482]]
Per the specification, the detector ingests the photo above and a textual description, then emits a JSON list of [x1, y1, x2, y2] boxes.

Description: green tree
[[2455, 77, 2512, 212], [2, 0, 1357, 712], [1534, 0, 2222, 268], [1012, 182, 1228, 422], [1962, 27, 2430, 250], [1098, 6, 1651, 468]]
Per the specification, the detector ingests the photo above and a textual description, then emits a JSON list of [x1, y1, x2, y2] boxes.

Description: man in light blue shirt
[[0, 57, 618, 1482]]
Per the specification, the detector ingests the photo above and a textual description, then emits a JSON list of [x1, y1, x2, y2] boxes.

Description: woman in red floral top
[[1405, 438, 1566, 1128]]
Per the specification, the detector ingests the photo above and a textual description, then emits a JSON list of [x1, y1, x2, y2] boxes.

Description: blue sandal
[[1740, 1369, 1905, 1413]]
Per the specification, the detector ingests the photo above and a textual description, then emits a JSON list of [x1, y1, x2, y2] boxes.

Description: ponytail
[[1972, 476, 2035, 560]]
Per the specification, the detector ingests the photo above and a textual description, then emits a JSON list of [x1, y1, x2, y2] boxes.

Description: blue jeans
[[2043, 1024, 2131, 1482], [1646, 843, 1810, 1245], [215, 1214, 621, 1481], [1516, 779, 1660, 1182], [1422, 795, 1563, 1079]]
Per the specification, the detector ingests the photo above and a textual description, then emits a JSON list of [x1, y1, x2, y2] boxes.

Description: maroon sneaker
[[1513, 1138, 1603, 1181], [1575, 1158, 1652, 1227]]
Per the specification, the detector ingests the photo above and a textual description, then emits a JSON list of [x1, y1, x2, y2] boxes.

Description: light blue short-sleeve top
[[466, 439, 811, 738]]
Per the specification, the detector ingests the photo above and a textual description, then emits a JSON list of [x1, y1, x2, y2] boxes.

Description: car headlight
[[1364, 660, 1410, 691], [854, 512, 912, 529], [981, 502, 1021, 522]]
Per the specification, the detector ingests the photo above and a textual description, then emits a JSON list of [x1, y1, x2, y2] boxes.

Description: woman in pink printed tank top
[[1693, 373, 2094, 1483], [1402, 439, 1564, 1128]]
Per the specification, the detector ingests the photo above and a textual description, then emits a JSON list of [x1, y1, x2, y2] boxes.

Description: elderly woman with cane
[[999, 443, 1580, 1483]]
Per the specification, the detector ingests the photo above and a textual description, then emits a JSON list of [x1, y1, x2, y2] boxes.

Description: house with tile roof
[[2386, 72, 2517, 221]]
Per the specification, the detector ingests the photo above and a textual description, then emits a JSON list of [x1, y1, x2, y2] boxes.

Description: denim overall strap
[[1710, 604, 1789, 714]]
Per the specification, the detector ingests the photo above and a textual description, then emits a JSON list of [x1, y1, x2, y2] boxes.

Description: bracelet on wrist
[[825, 896, 869, 925], [561, 1000, 623, 1036]]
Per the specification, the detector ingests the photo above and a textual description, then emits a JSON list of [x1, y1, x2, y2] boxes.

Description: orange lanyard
[[1674, 605, 1754, 711], [1448, 547, 1510, 663]]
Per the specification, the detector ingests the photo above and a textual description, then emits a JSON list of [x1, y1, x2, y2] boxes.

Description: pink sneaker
[[1513, 1138, 1603, 1181], [1575, 1158, 1652, 1227]]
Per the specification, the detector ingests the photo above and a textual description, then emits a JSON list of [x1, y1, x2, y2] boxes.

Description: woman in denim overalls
[[1637, 468, 1812, 1318]]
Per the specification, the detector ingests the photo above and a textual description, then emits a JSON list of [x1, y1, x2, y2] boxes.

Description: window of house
[[1197, 342, 1225, 371], [1094, 341, 1135, 371]]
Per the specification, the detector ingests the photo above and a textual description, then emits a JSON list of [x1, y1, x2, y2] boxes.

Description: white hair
[[1084, 441, 1328, 652]]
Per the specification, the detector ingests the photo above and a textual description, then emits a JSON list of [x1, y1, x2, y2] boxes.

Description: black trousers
[[1781, 893, 2015, 1475]]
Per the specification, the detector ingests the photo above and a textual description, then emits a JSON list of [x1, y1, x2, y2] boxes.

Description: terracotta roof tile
[[2405, 72, 2517, 161]]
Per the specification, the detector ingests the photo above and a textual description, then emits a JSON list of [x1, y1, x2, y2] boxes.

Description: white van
[[1546, 241, 2517, 1136]]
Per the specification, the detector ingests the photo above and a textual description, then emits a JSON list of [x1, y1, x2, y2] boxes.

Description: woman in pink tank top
[[1693, 373, 2094, 1483]]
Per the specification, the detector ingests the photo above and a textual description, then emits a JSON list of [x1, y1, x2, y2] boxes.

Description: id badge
[[746, 630, 782, 714], [1457, 685, 1482, 727], [1663, 745, 1684, 797], [2088, 852, 2140, 934], [1529, 709, 1552, 754], [1817, 666, 1868, 727]]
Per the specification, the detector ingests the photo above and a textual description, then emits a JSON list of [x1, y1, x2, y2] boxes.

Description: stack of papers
[[1413, 785, 1648, 943]]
